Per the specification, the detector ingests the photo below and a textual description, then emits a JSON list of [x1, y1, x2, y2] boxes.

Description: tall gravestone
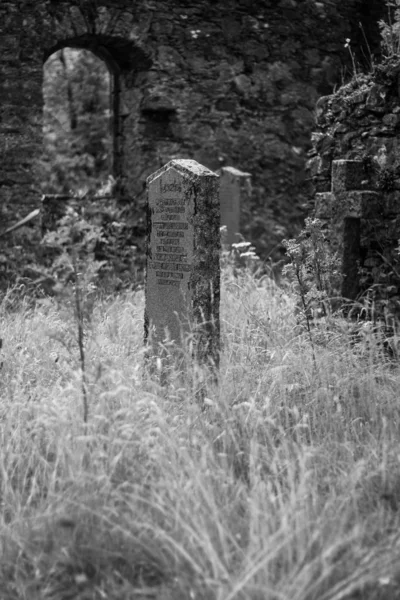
[[219, 166, 251, 247], [144, 159, 220, 374]]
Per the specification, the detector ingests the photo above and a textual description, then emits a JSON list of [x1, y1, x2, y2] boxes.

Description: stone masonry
[[307, 57, 400, 324], [0, 0, 385, 277]]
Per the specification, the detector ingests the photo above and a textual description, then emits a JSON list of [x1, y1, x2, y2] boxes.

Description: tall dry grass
[[0, 266, 400, 599]]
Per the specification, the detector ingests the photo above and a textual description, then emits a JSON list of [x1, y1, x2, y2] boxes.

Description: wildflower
[[232, 242, 252, 249]]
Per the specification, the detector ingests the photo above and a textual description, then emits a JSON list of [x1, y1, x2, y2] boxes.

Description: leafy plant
[[377, 166, 400, 191], [40, 47, 111, 195], [379, 0, 400, 57], [282, 218, 341, 363], [220, 226, 261, 276], [42, 208, 107, 423]]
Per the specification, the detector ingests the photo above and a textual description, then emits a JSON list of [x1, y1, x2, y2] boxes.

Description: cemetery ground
[[1, 262, 400, 600]]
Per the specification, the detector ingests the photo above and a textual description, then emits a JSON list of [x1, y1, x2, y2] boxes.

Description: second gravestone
[[219, 166, 251, 248], [144, 159, 220, 373]]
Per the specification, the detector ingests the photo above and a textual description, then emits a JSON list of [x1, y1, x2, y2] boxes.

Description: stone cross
[[144, 159, 220, 376], [219, 166, 251, 247], [315, 159, 380, 301]]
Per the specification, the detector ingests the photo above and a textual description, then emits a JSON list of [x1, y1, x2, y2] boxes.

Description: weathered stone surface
[[335, 191, 381, 219], [309, 55, 400, 320], [384, 191, 400, 216], [219, 166, 251, 247], [341, 217, 361, 301], [307, 156, 322, 178], [366, 84, 387, 113], [316, 133, 335, 156], [382, 113, 400, 127], [315, 192, 334, 219], [359, 191, 383, 218], [331, 160, 365, 193], [144, 159, 220, 373]]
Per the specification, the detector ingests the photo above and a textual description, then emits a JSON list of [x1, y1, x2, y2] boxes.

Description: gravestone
[[144, 159, 220, 374], [219, 166, 251, 247]]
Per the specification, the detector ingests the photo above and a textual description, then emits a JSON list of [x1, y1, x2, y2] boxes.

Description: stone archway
[[43, 33, 153, 198], [42, 45, 112, 195]]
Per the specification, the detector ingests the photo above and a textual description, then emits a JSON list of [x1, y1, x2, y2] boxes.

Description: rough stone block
[[219, 166, 251, 247], [315, 95, 331, 120], [340, 194, 356, 220], [341, 217, 361, 301], [337, 191, 374, 218], [383, 113, 400, 128], [315, 192, 335, 219], [144, 159, 220, 374], [331, 159, 365, 193], [384, 191, 400, 216], [306, 156, 322, 178], [315, 133, 335, 156], [347, 89, 368, 104], [359, 191, 383, 218], [366, 84, 387, 113]]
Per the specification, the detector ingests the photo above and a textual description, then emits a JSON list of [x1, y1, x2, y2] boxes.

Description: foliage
[[0, 225, 44, 293], [42, 207, 107, 422], [377, 165, 400, 191], [1, 261, 400, 598], [282, 218, 341, 362], [282, 217, 341, 319], [379, 0, 400, 57], [39, 48, 111, 194], [0, 191, 144, 298], [220, 225, 261, 276]]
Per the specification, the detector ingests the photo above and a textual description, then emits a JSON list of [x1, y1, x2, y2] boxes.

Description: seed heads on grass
[[42, 208, 107, 424]]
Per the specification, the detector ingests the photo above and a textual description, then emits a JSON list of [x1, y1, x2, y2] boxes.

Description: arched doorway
[[41, 46, 113, 196]]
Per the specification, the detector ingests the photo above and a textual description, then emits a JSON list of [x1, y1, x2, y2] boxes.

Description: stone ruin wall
[[308, 58, 400, 325], [0, 0, 385, 280]]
